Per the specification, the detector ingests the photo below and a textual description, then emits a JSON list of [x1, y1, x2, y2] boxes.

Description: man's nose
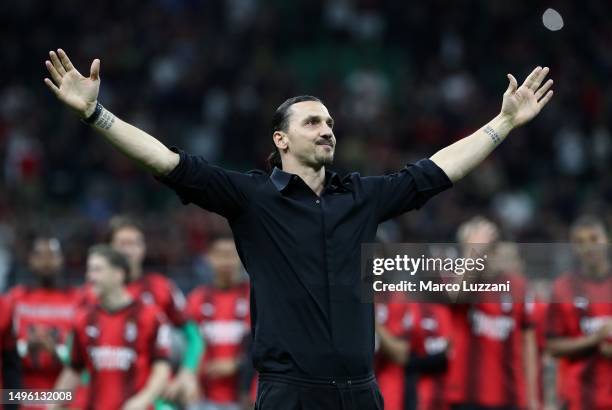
[[320, 129, 333, 140]]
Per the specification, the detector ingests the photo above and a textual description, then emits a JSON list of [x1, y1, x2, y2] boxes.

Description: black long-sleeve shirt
[[158, 148, 452, 379]]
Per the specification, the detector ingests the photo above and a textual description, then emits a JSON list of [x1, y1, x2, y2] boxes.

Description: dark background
[[1, 0, 611, 289]]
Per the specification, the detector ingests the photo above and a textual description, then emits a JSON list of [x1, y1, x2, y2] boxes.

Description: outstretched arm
[[430, 66, 554, 182], [44, 49, 178, 175]]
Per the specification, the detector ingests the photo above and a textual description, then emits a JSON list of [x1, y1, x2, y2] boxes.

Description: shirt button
[[316, 199, 320, 204]]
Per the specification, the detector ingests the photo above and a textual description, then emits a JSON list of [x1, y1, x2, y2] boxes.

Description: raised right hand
[[44, 49, 100, 117]]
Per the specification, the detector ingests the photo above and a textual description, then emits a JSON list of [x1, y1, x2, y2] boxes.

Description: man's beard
[[315, 152, 334, 167]]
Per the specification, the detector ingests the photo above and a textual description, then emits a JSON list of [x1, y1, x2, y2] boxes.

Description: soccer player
[[375, 297, 452, 410], [546, 216, 612, 410], [76, 217, 203, 407], [375, 300, 413, 410], [107, 216, 203, 404], [410, 303, 452, 410], [44, 48, 553, 409], [6, 236, 80, 410], [1, 295, 22, 410], [186, 234, 250, 410], [446, 217, 539, 410], [54, 245, 172, 410]]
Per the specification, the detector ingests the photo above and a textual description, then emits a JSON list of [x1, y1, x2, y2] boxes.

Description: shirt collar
[[270, 167, 352, 193]]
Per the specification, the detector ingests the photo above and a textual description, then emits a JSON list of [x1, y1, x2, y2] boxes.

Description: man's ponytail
[[267, 150, 282, 172]]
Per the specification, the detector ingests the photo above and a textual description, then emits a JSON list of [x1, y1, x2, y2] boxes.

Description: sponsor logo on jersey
[[201, 320, 249, 345], [573, 296, 589, 310], [470, 309, 515, 340], [424, 336, 448, 354], [15, 304, 75, 323], [14, 303, 75, 329], [88, 346, 136, 370]]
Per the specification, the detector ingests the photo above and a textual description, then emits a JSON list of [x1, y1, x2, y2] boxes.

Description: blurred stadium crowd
[[1, 0, 612, 409], [2, 0, 612, 287], [1, 215, 611, 410]]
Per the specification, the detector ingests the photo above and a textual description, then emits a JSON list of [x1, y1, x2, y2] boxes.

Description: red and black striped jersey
[[69, 299, 171, 410], [446, 273, 532, 408], [412, 303, 451, 410], [546, 272, 612, 410], [187, 282, 250, 404], [374, 301, 414, 410], [6, 285, 80, 396]]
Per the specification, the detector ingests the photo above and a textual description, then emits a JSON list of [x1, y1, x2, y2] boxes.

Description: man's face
[[86, 254, 123, 297], [571, 225, 608, 270], [276, 101, 336, 168], [111, 227, 145, 270], [29, 239, 63, 280], [208, 239, 241, 286]]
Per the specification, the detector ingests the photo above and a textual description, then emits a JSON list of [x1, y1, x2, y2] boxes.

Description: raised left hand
[[501, 66, 554, 128]]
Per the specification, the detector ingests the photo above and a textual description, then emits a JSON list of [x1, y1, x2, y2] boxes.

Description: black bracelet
[[83, 102, 103, 124]]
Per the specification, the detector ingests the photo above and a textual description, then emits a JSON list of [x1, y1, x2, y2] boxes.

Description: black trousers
[[255, 373, 384, 410]]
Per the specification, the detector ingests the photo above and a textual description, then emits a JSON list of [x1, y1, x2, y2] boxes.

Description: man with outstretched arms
[[44, 48, 553, 409]]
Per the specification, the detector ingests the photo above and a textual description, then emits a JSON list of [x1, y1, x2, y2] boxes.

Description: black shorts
[[255, 373, 384, 410]]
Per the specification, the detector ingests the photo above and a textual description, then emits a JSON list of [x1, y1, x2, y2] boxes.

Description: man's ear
[[273, 131, 288, 150]]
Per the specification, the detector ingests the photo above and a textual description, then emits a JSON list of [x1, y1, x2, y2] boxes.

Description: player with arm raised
[[44, 48, 553, 410]]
